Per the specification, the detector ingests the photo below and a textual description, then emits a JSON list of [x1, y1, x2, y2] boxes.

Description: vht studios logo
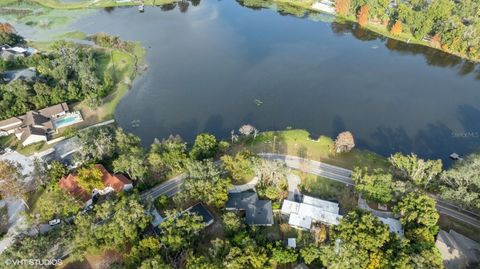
[[5, 259, 63, 267]]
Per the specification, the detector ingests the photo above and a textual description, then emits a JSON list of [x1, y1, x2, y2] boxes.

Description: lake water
[[26, 0, 480, 163]]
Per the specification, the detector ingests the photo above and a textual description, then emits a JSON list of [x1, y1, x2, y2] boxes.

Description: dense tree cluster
[[0, 39, 113, 120], [335, 0, 480, 59]]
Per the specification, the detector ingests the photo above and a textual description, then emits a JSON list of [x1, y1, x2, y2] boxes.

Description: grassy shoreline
[[30, 0, 177, 10]]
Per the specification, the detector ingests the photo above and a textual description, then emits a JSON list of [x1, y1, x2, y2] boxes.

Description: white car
[[4, 147, 12, 153], [48, 219, 61, 226]]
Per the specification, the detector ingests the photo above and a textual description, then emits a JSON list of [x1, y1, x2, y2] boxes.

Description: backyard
[[245, 129, 390, 170]]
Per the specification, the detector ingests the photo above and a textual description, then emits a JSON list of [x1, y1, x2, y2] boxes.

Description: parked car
[[48, 219, 61, 226], [4, 147, 12, 153]]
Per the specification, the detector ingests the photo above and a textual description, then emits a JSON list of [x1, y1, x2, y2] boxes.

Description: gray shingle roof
[[226, 191, 273, 226]]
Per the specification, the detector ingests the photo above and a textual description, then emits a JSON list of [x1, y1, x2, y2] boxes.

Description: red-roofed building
[[58, 164, 133, 204]]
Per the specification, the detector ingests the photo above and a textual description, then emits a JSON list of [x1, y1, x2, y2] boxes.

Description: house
[[0, 45, 36, 61], [0, 102, 79, 146], [436, 229, 480, 269], [226, 191, 274, 226], [58, 164, 133, 204], [2, 67, 37, 83], [281, 195, 342, 230]]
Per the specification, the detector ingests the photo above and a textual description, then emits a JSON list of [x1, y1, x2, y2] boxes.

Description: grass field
[[245, 129, 390, 170], [31, 0, 176, 9], [0, 134, 51, 155], [295, 171, 346, 200]]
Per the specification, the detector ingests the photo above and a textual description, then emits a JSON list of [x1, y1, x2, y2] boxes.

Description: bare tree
[[334, 131, 355, 153]]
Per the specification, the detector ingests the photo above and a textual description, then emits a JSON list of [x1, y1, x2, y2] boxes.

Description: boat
[[139, 3, 145, 12], [449, 153, 463, 161], [253, 99, 263, 106]]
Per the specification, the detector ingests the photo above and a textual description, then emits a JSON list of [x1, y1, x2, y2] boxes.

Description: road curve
[[258, 153, 480, 229]]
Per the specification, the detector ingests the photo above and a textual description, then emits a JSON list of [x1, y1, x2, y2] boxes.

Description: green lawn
[[74, 41, 145, 124], [296, 171, 346, 200], [245, 129, 390, 170]]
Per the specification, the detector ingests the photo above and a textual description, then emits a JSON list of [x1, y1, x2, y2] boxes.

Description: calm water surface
[[65, 0, 480, 163]]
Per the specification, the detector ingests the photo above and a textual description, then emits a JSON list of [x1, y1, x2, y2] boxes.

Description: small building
[[186, 203, 214, 226], [436, 229, 480, 269], [287, 238, 296, 248], [281, 195, 342, 230], [58, 164, 133, 204], [226, 191, 273, 226]]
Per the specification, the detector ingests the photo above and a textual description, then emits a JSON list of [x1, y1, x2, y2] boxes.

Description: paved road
[[140, 173, 187, 200], [259, 153, 480, 229]]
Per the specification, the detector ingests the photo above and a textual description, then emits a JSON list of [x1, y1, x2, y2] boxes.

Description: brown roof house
[[59, 164, 133, 204], [0, 102, 75, 146]]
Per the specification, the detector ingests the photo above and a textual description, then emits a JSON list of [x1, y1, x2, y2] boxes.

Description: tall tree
[[76, 165, 105, 193], [352, 167, 395, 203], [113, 146, 147, 181], [389, 153, 442, 188], [189, 133, 218, 160], [335, 0, 352, 16], [357, 5, 370, 26]]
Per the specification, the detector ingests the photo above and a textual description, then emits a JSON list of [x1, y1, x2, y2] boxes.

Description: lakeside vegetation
[[238, 0, 480, 62]]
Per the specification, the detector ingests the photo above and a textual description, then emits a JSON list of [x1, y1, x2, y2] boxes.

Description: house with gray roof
[[436, 229, 480, 269], [0, 102, 71, 146], [226, 191, 273, 226]]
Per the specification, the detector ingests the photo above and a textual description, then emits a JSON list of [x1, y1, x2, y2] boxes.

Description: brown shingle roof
[[38, 102, 69, 117]]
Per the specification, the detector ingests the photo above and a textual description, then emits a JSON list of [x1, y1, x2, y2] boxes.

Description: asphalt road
[[259, 153, 480, 229]]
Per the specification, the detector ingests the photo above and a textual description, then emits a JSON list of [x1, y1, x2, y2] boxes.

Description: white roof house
[[281, 197, 342, 229], [379, 217, 404, 237]]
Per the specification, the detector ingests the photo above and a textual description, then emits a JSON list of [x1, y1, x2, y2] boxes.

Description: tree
[[0, 204, 8, 234], [77, 127, 115, 163], [139, 255, 172, 269], [76, 165, 105, 193], [31, 158, 49, 187], [148, 135, 188, 176], [222, 212, 244, 236], [439, 153, 480, 211], [0, 23, 15, 33], [357, 5, 370, 26], [115, 128, 141, 153], [72, 194, 150, 258], [269, 242, 298, 265], [48, 160, 68, 181], [352, 167, 395, 203], [300, 244, 321, 265], [34, 183, 81, 222], [334, 131, 355, 153], [125, 237, 161, 268], [113, 146, 147, 181], [159, 210, 204, 254], [394, 192, 439, 249], [391, 20, 403, 35], [335, 0, 351, 16], [0, 160, 28, 206], [389, 153, 442, 188], [189, 133, 218, 160], [320, 210, 399, 269], [221, 151, 255, 182], [175, 161, 231, 207]]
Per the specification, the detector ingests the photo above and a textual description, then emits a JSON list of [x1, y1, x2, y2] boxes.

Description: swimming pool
[[53, 113, 83, 129]]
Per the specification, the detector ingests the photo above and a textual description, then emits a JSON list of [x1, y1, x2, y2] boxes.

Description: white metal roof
[[281, 199, 301, 215], [379, 217, 404, 237], [302, 195, 340, 214], [288, 238, 297, 248], [298, 203, 342, 225], [288, 213, 312, 230]]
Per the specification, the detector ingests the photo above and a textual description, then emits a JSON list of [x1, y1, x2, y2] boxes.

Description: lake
[[27, 0, 480, 163]]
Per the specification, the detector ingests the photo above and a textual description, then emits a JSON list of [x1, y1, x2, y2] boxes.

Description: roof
[[19, 126, 46, 143], [226, 192, 273, 226], [302, 195, 339, 214], [281, 197, 342, 226], [187, 203, 214, 226], [0, 117, 23, 131], [289, 213, 312, 230], [58, 164, 132, 202], [436, 229, 480, 269], [58, 174, 91, 202], [379, 217, 404, 237], [245, 200, 273, 226], [38, 102, 69, 117], [23, 111, 52, 129], [288, 238, 297, 248]]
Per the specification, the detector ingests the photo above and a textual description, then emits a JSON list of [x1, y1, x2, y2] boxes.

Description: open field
[[245, 129, 390, 170]]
